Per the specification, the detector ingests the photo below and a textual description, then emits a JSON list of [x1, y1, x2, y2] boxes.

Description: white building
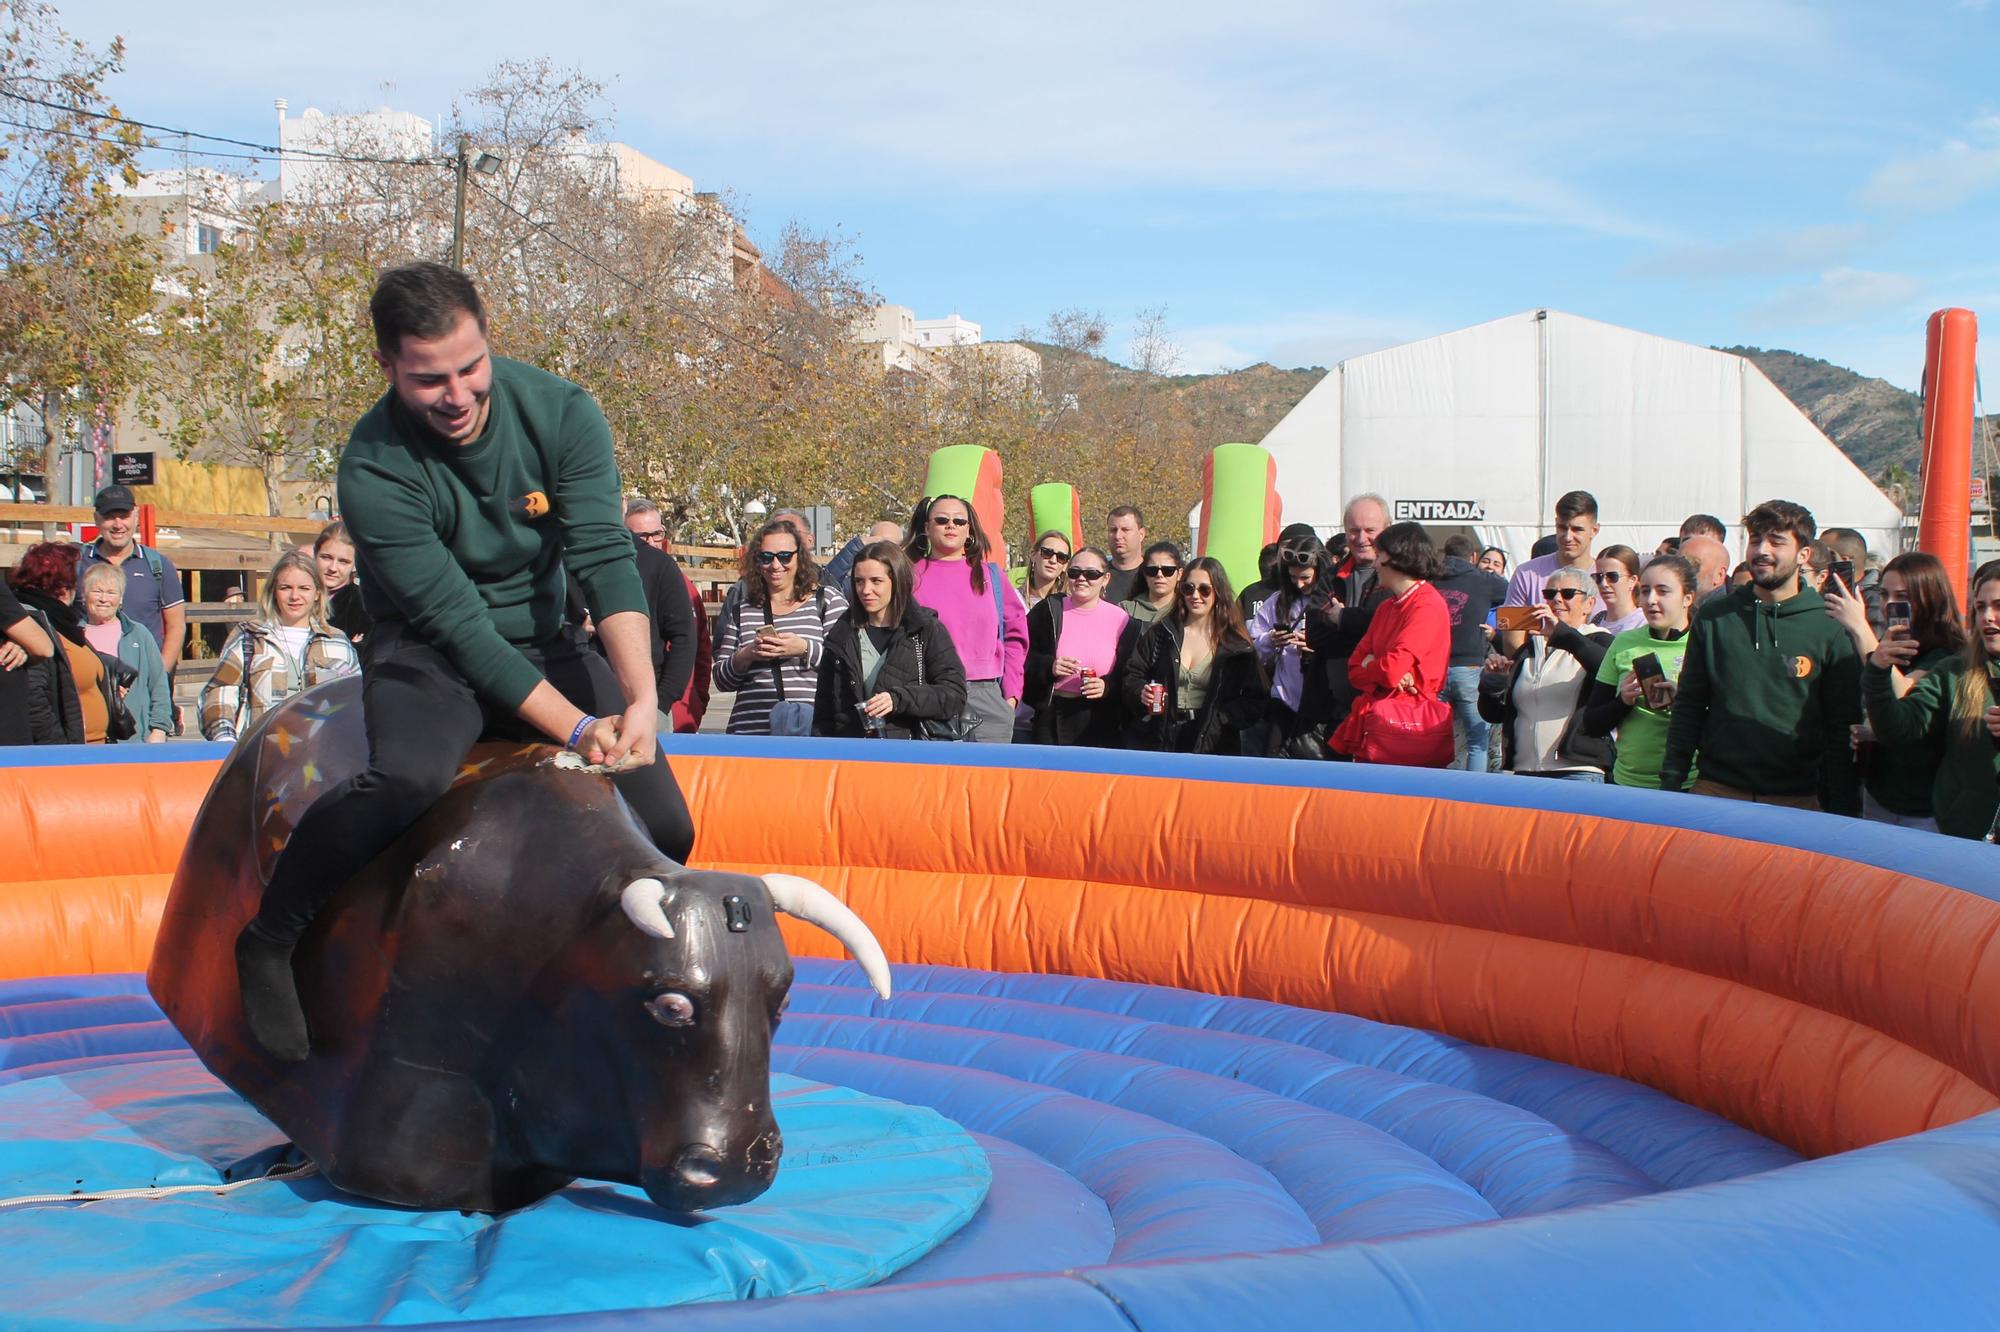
[[112, 167, 272, 255], [1259, 309, 1906, 565], [275, 101, 435, 204], [913, 314, 981, 348]]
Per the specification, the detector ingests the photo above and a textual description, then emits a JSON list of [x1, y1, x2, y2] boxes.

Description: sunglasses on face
[[635, 529, 666, 543], [1067, 567, 1108, 582], [755, 549, 799, 566], [1035, 546, 1071, 563], [1542, 587, 1586, 602], [1143, 565, 1181, 578], [1590, 571, 1625, 584], [1179, 583, 1214, 599], [931, 514, 969, 528]]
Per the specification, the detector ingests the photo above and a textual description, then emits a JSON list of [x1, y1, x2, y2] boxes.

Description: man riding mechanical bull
[[160, 261, 891, 1215], [227, 261, 705, 1064]]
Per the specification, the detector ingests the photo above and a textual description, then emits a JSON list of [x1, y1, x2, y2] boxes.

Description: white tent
[[1259, 309, 1906, 566]]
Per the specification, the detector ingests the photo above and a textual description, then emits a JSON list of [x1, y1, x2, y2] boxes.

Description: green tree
[[0, 1, 160, 509], [140, 204, 380, 526]]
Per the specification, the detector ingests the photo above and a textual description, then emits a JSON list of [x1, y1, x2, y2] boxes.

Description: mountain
[[1718, 347, 1925, 482]]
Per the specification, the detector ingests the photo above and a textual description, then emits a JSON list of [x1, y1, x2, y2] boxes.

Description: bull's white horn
[[620, 878, 675, 939], [764, 873, 892, 1000]]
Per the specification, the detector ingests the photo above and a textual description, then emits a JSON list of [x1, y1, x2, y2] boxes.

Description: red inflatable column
[[1918, 308, 1977, 602]]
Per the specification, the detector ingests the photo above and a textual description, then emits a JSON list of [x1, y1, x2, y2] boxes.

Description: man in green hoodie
[[1659, 499, 1861, 814], [233, 262, 695, 1062]]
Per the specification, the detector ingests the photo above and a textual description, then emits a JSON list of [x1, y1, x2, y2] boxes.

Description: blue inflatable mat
[[0, 1060, 988, 1329]]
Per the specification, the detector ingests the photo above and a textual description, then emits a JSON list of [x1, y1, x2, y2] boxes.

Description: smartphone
[[1827, 559, 1854, 590], [1632, 652, 1674, 710], [756, 623, 782, 640], [1885, 600, 1912, 631], [1495, 605, 1539, 633]]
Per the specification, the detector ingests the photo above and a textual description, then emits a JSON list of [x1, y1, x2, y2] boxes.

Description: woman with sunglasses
[[1025, 546, 1136, 746], [1579, 553, 1698, 789], [713, 518, 847, 735], [1118, 541, 1185, 626], [1478, 565, 1613, 780], [1590, 545, 1645, 634], [907, 495, 1029, 743], [815, 541, 967, 739], [1021, 529, 1072, 609], [1122, 557, 1265, 753]]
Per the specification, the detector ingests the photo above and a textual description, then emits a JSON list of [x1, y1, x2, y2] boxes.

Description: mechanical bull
[[147, 676, 891, 1215]]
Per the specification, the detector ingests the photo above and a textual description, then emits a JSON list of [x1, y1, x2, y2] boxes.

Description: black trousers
[[250, 620, 696, 945]]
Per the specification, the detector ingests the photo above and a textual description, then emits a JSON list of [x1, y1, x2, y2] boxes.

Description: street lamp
[[450, 140, 504, 271]]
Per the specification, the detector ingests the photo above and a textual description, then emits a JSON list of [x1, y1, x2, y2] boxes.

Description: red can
[[1146, 683, 1166, 715]]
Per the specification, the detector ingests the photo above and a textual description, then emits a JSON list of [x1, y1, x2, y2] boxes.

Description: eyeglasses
[[930, 514, 969, 528], [634, 529, 666, 544], [1179, 583, 1215, 600], [1067, 567, 1108, 583], [1590, 571, 1625, 584], [1035, 546, 1071, 563], [1281, 551, 1318, 568], [1542, 587, 1587, 602], [754, 549, 799, 566], [1143, 565, 1181, 578]]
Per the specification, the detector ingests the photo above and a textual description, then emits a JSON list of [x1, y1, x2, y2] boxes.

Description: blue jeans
[[1521, 769, 1605, 783], [1442, 665, 1488, 774]]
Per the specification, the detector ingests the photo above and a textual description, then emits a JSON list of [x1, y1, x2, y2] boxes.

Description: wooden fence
[[1, 501, 743, 706]]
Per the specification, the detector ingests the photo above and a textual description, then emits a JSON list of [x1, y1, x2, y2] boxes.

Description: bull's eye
[[645, 992, 696, 1027]]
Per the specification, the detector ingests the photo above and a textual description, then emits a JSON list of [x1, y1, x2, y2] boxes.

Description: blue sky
[[74, 0, 2000, 388]]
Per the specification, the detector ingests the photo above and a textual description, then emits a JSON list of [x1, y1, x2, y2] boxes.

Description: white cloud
[[1746, 268, 1924, 328], [78, 0, 1862, 242], [1625, 223, 1872, 280], [1859, 115, 2000, 213]]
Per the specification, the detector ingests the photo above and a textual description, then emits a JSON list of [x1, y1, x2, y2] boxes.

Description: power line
[[0, 88, 444, 167]]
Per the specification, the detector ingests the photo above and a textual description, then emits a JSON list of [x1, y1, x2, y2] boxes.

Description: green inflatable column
[[1198, 443, 1280, 593]]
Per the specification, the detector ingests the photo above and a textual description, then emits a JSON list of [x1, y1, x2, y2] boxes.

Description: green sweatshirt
[[1864, 655, 2000, 840], [1858, 645, 1956, 817], [1658, 584, 1862, 813], [338, 357, 646, 709]]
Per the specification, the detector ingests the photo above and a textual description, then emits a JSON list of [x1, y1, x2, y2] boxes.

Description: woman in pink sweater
[[907, 495, 1029, 743], [1331, 522, 1453, 765]]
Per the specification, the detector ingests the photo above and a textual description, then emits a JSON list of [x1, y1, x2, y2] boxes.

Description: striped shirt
[[712, 586, 848, 734]]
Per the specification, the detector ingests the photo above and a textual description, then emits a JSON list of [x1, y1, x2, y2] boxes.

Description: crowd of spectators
[[6, 478, 1997, 844]]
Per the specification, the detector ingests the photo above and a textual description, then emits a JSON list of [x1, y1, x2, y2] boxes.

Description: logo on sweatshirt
[[1793, 654, 1814, 679], [511, 491, 550, 520]]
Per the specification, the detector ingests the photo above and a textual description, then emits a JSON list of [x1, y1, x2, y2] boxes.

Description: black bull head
[[146, 678, 891, 1215]]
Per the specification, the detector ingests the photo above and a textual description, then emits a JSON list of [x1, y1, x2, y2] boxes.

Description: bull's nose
[[673, 1144, 725, 1189]]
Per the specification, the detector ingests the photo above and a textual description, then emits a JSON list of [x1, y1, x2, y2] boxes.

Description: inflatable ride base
[[0, 987, 990, 1330]]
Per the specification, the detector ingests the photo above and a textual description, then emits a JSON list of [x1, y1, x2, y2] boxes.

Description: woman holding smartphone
[[1824, 551, 1967, 828], [1580, 553, 1697, 788], [713, 519, 848, 735], [1863, 558, 2000, 840]]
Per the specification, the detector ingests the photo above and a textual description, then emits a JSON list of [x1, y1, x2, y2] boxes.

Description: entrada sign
[[1394, 499, 1485, 522]]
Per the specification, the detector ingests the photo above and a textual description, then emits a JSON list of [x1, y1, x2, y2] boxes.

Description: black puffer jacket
[[14, 590, 123, 745], [1024, 597, 1142, 747], [1118, 617, 1266, 753], [813, 604, 968, 738]]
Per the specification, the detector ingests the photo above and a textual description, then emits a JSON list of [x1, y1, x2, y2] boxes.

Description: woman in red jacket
[[1331, 523, 1452, 765]]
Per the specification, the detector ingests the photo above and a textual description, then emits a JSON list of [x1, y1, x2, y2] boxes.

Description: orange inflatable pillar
[[138, 502, 158, 550], [1918, 309, 1977, 602]]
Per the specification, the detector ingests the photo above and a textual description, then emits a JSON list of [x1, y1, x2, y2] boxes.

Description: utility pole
[[450, 136, 470, 271]]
